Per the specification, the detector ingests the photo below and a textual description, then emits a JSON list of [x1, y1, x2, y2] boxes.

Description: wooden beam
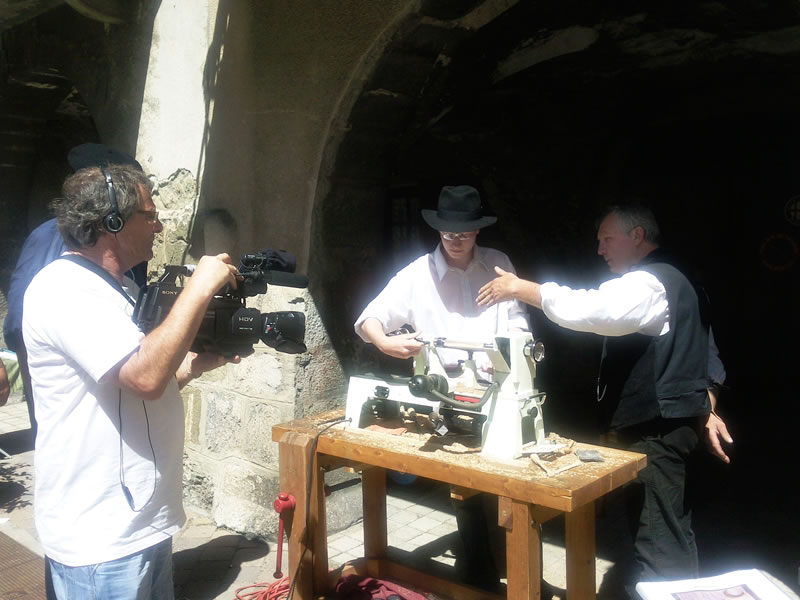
[[565, 500, 596, 600], [450, 485, 482, 502], [499, 496, 563, 529], [277, 431, 315, 600], [362, 467, 388, 565], [506, 500, 541, 599]]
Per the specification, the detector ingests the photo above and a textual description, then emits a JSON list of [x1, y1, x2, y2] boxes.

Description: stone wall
[[148, 163, 351, 538]]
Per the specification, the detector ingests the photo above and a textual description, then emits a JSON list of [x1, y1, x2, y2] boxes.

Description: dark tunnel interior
[[315, 1, 799, 584], [326, 1, 798, 438]]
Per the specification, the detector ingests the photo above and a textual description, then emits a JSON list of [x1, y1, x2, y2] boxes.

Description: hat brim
[[421, 210, 497, 233], [67, 143, 143, 172]]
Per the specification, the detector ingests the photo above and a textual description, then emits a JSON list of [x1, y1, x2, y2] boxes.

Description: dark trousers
[[619, 417, 701, 583], [452, 493, 503, 591]]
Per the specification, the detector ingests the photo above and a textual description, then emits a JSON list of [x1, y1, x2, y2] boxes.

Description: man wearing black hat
[[355, 185, 529, 366], [354, 185, 531, 592]]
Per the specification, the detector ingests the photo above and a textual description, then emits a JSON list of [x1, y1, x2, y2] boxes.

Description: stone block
[[225, 350, 287, 399], [241, 401, 295, 465], [203, 391, 244, 454], [183, 452, 217, 512], [294, 291, 328, 352], [213, 462, 282, 539], [182, 387, 203, 445], [324, 470, 364, 533], [153, 168, 198, 210], [296, 345, 347, 418]]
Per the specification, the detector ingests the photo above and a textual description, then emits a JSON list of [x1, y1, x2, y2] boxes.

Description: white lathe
[[344, 331, 546, 460]]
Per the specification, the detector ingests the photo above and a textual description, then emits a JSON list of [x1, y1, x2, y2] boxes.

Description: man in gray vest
[[476, 204, 732, 595]]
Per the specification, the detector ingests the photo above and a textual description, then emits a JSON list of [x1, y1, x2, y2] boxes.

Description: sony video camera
[[133, 251, 308, 356]]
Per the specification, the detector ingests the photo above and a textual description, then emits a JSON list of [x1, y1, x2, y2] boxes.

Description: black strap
[[59, 254, 135, 307]]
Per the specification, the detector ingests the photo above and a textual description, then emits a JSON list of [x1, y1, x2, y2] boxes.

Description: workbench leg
[[361, 467, 388, 577], [506, 500, 541, 600], [278, 431, 329, 599], [565, 500, 596, 600]]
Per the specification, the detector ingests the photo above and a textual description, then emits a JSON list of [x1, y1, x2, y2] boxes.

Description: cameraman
[[22, 164, 240, 599]]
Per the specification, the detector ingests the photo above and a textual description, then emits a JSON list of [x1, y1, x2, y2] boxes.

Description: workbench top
[[273, 409, 646, 513]]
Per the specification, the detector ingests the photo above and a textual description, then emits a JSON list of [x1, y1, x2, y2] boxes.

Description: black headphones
[[102, 167, 125, 233]]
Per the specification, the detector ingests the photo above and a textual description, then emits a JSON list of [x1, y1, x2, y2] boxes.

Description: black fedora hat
[[421, 185, 497, 232]]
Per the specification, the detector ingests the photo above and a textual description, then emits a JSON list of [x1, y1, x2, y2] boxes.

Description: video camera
[[133, 250, 308, 357]]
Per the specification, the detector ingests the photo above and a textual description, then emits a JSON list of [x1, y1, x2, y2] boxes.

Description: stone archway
[[311, 0, 800, 437]]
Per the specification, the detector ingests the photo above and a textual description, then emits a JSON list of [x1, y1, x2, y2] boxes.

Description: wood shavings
[[527, 432, 582, 476], [365, 423, 408, 435], [522, 432, 575, 457], [530, 451, 583, 476]]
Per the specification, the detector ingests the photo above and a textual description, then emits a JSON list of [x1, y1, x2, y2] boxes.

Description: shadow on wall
[[194, 208, 239, 257]]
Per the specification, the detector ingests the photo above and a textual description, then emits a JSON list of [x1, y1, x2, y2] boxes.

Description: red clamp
[[273, 492, 296, 578]]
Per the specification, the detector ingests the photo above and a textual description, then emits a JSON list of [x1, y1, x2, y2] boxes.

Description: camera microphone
[[263, 270, 308, 288], [184, 263, 307, 288]]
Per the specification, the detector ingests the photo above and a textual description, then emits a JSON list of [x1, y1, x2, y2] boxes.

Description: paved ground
[[2, 397, 799, 600]]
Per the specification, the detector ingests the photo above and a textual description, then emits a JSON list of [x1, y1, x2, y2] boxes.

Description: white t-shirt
[[23, 258, 186, 566], [355, 244, 530, 365]]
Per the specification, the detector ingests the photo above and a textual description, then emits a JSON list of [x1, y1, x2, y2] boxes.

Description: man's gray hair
[[53, 164, 154, 249], [599, 203, 661, 245]]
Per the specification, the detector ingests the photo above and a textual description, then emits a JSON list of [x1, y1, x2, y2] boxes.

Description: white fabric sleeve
[[353, 269, 415, 341], [540, 270, 669, 337]]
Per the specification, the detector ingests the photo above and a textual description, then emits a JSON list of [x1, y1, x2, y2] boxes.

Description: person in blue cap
[[3, 144, 146, 438]]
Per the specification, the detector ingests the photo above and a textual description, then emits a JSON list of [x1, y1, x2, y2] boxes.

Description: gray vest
[[599, 261, 710, 429]]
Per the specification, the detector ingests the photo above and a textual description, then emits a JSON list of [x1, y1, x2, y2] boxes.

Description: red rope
[[234, 577, 290, 600]]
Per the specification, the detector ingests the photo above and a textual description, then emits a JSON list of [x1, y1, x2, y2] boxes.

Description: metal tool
[[344, 331, 546, 460]]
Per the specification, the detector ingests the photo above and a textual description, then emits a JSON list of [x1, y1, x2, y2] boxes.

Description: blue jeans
[[47, 538, 174, 600]]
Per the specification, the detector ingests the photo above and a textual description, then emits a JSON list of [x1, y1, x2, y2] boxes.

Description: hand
[[187, 253, 240, 298], [476, 355, 495, 376], [704, 411, 733, 463], [476, 266, 519, 307], [376, 331, 425, 360], [187, 351, 241, 377]]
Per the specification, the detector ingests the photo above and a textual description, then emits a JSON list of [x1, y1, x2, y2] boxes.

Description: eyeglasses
[[440, 231, 476, 241], [137, 210, 160, 224]]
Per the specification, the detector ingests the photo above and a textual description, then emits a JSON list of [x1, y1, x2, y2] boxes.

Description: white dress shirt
[[540, 270, 670, 337], [355, 244, 530, 362]]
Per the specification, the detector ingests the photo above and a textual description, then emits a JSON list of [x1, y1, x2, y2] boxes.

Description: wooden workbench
[[272, 410, 646, 600]]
